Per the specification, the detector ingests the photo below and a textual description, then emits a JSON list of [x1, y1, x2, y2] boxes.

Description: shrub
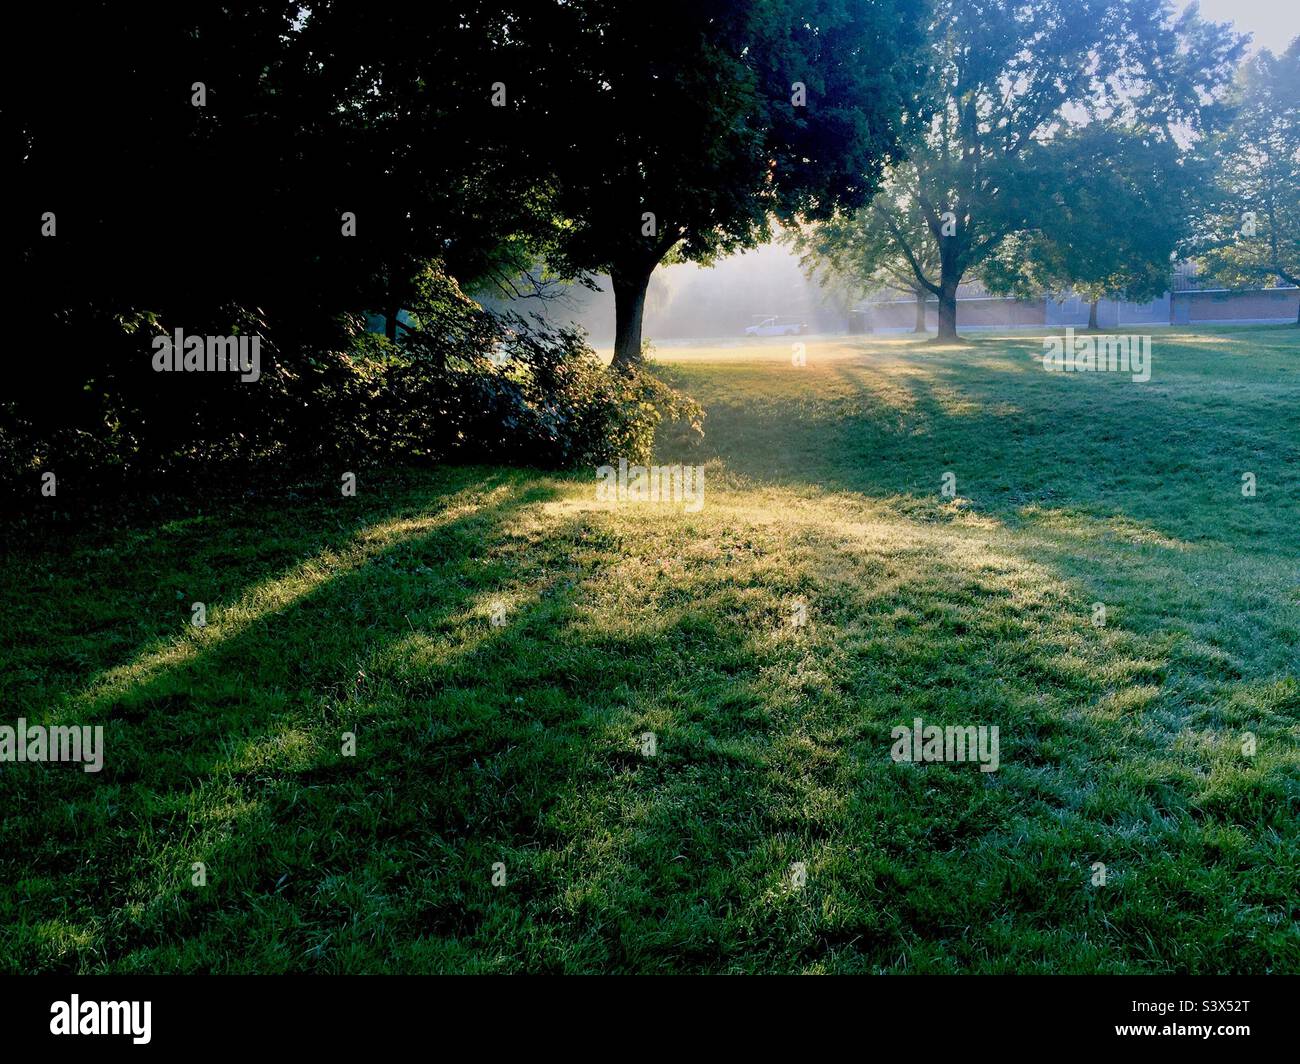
[[0, 266, 702, 498], [359, 269, 702, 468]]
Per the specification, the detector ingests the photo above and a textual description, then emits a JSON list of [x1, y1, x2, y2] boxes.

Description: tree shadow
[[0, 470, 563, 969], [3, 331, 1297, 973]]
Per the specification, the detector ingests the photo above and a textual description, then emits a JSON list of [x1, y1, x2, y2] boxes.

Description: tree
[[804, 0, 1245, 341], [980, 125, 1199, 328], [307, 3, 575, 322], [10, 3, 574, 450], [9, 2, 597, 485], [509, 0, 928, 369], [1197, 38, 1300, 323], [791, 162, 938, 333]]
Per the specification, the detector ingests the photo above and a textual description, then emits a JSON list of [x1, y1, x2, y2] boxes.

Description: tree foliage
[[795, 0, 1246, 339], [1196, 38, 1300, 305], [980, 124, 1197, 319], [507, 0, 929, 367]]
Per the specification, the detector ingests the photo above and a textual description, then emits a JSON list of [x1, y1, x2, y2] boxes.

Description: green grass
[[2, 325, 1298, 973]]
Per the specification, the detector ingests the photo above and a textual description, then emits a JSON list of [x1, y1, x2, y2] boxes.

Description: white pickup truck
[[744, 316, 808, 336]]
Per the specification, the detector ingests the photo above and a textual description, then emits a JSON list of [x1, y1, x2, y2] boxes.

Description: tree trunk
[[935, 277, 959, 341], [913, 289, 927, 333], [611, 262, 654, 372], [385, 306, 399, 342], [1088, 298, 1100, 330]]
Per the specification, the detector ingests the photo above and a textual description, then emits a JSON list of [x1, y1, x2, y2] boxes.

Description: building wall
[[861, 287, 1297, 332], [1173, 288, 1299, 324]]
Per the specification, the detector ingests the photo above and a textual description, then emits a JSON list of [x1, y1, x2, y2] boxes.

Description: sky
[[1185, 0, 1300, 53]]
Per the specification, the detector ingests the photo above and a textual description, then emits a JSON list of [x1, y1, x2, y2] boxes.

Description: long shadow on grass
[[0, 467, 522, 720], [2, 473, 1296, 973], [675, 339, 1299, 547], [4, 481, 823, 972], [4, 332, 1298, 972], [0, 471, 562, 970]]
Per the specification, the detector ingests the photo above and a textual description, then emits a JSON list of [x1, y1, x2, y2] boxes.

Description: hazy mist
[[482, 242, 862, 344]]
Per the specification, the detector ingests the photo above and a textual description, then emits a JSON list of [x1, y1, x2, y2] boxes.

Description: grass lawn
[[2, 325, 1298, 973]]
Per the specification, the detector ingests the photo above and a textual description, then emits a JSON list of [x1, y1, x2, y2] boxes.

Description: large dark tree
[[12, 2, 565, 342], [8, 2, 568, 475], [504, 0, 927, 369], [11, 3, 317, 472]]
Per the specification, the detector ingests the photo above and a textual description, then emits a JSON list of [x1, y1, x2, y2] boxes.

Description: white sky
[[1183, 0, 1300, 54]]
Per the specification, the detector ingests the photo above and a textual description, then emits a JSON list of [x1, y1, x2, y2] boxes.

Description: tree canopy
[[505, 0, 929, 367], [795, 0, 1246, 339], [981, 124, 1198, 325], [1196, 38, 1300, 310]]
